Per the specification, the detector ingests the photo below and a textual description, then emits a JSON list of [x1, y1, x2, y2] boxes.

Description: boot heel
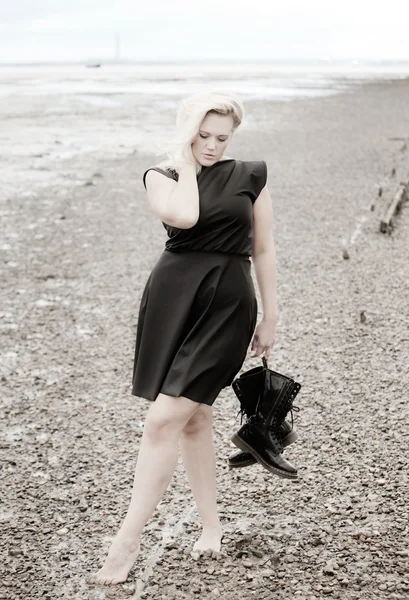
[[231, 431, 298, 480], [231, 433, 252, 455], [282, 429, 298, 447]]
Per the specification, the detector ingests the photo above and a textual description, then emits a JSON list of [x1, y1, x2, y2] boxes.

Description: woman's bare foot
[[193, 525, 223, 552], [89, 536, 141, 585]]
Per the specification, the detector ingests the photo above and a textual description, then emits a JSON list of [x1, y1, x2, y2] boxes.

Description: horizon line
[[1, 58, 409, 67]]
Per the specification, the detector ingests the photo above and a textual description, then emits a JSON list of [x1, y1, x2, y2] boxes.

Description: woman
[[90, 90, 288, 585]]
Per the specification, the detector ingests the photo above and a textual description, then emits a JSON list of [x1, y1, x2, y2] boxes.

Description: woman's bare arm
[[249, 183, 278, 358], [144, 164, 200, 229], [251, 184, 278, 323]]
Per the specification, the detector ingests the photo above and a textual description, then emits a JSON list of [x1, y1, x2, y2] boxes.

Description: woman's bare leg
[[179, 404, 222, 552], [90, 393, 202, 585]]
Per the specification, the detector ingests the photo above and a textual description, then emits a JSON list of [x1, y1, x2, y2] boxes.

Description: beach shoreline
[[1, 68, 408, 202]]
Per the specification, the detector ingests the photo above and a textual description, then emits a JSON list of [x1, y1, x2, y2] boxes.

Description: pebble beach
[[1, 68, 409, 599]]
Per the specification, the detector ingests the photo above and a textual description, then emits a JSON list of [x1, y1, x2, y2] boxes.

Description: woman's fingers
[[251, 344, 272, 358], [251, 326, 275, 357]]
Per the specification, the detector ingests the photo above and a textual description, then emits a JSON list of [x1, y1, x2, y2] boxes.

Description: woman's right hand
[[177, 145, 197, 170]]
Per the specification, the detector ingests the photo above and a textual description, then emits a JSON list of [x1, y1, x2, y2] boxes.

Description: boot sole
[[228, 429, 298, 469], [230, 433, 298, 480]]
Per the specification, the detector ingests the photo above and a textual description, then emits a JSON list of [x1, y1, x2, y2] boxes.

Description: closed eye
[[200, 134, 227, 142]]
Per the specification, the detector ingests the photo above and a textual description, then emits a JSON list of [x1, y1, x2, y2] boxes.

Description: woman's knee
[[143, 393, 201, 441], [182, 404, 213, 436]]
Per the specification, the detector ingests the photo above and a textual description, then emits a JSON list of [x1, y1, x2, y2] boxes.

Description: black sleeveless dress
[[132, 158, 267, 406]]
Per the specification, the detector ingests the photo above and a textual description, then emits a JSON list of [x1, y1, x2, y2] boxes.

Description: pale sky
[[1, 0, 409, 63]]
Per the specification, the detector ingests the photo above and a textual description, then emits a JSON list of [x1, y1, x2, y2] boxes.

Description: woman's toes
[[193, 526, 222, 552]]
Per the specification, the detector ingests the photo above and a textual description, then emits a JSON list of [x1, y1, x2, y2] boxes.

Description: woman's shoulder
[[142, 165, 178, 189], [245, 159, 267, 177], [239, 160, 268, 202], [145, 164, 178, 177], [232, 158, 266, 170], [235, 159, 267, 181], [241, 158, 267, 169]]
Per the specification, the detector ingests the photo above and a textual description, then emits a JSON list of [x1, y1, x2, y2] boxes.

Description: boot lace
[[236, 384, 301, 434], [271, 382, 301, 432]]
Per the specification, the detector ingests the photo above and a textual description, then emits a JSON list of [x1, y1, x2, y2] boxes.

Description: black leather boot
[[228, 419, 298, 468], [231, 420, 297, 479], [231, 363, 266, 420], [230, 363, 301, 479]]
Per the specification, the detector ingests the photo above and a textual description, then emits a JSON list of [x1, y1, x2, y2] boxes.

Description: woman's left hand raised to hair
[[250, 317, 277, 359]]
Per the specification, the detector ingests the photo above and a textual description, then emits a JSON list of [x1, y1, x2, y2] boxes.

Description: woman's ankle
[[201, 520, 222, 531], [113, 525, 142, 552]]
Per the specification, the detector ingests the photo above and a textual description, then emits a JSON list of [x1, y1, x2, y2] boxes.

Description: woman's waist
[[153, 248, 253, 284], [164, 248, 251, 261]]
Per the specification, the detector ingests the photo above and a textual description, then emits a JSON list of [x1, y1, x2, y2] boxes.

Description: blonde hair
[[155, 90, 245, 177]]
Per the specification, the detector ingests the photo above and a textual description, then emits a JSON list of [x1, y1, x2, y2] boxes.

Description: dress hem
[[131, 386, 222, 406]]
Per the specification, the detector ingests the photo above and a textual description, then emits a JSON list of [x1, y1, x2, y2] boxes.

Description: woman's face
[[191, 112, 234, 165]]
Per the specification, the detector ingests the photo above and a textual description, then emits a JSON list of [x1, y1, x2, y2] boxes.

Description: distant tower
[[115, 33, 121, 62]]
